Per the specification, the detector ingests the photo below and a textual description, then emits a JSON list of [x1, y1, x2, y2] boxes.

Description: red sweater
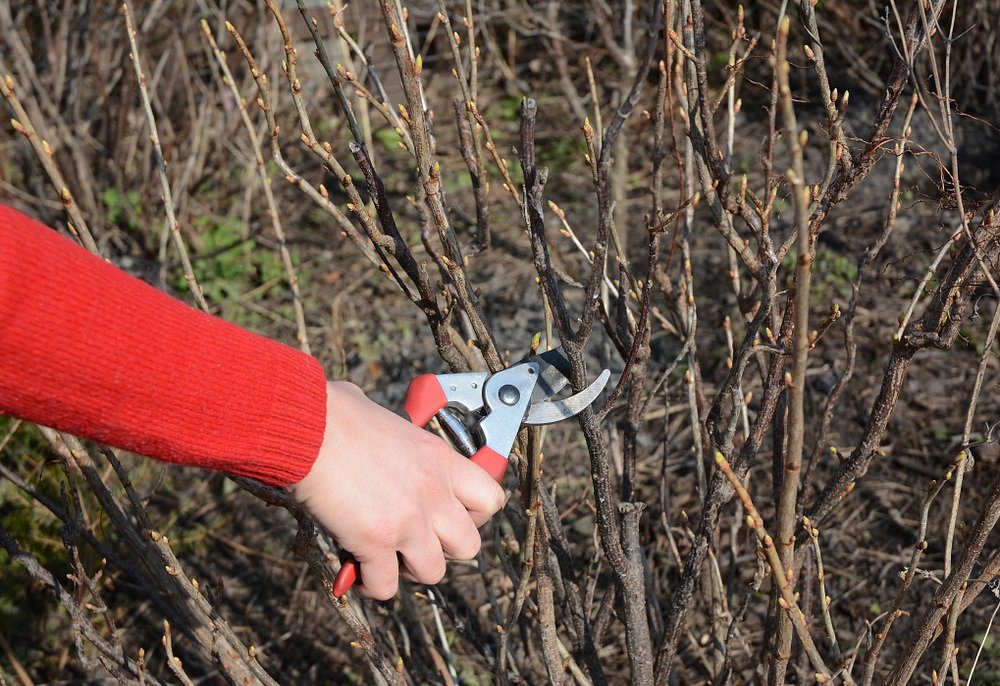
[[0, 204, 326, 486]]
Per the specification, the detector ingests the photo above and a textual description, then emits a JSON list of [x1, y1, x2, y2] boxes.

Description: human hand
[[290, 381, 506, 600]]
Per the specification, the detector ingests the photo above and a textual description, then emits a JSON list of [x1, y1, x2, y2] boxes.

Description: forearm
[[0, 204, 326, 486]]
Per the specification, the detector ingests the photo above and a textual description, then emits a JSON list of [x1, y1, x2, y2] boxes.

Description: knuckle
[[428, 560, 447, 585], [415, 457, 446, 484], [361, 515, 398, 550], [332, 380, 364, 398], [415, 556, 447, 585], [489, 485, 506, 514], [366, 581, 398, 601], [417, 430, 450, 456], [456, 532, 482, 560], [342, 381, 364, 395]]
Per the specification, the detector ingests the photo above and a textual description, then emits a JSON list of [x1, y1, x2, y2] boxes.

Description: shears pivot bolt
[[498, 385, 520, 406]]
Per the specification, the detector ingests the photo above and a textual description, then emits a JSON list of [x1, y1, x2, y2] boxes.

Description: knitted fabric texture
[[0, 204, 326, 486]]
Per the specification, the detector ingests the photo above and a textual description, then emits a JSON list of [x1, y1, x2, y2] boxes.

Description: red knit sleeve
[[0, 204, 327, 487]]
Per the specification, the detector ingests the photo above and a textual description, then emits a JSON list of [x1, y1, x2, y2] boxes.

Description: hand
[[290, 381, 506, 600]]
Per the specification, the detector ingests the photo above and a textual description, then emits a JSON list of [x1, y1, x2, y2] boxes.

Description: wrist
[[290, 381, 356, 501]]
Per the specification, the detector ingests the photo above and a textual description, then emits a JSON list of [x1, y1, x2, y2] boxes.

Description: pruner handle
[[332, 375, 508, 598], [402, 374, 449, 426], [469, 445, 507, 482]]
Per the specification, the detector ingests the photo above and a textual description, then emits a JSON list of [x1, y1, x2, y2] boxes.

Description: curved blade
[[520, 347, 572, 403], [524, 369, 611, 425]]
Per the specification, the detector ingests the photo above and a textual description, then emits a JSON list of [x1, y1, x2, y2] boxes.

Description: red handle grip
[[332, 377, 509, 597], [470, 446, 508, 483], [403, 374, 448, 426], [332, 558, 359, 597]]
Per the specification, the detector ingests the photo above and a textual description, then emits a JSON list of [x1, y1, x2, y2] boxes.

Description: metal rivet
[[498, 385, 520, 406]]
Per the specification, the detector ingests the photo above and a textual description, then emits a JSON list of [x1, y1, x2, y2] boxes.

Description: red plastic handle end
[[403, 374, 448, 427], [470, 446, 508, 483], [333, 559, 359, 597]]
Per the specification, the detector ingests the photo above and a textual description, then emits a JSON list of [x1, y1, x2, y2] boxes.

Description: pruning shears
[[332, 347, 610, 597]]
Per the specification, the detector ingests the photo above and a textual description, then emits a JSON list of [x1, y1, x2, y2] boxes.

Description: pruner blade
[[520, 346, 572, 403], [523, 369, 611, 425]]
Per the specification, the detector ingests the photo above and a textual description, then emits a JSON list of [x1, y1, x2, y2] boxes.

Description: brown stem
[[771, 19, 812, 684], [883, 473, 1000, 685]]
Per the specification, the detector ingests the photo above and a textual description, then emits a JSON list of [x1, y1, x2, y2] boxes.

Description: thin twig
[[201, 21, 310, 353], [122, 1, 207, 311], [715, 452, 849, 685]]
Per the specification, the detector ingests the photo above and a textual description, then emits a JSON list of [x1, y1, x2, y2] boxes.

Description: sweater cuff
[[243, 353, 328, 487]]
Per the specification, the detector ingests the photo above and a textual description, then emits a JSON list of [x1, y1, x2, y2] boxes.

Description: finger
[[434, 506, 482, 560], [399, 532, 447, 586], [451, 457, 506, 525], [354, 550, 400, 601]]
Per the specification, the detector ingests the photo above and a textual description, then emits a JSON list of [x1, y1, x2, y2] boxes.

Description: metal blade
[[519, 347, 572, 403], [524, 369, 611, 425]]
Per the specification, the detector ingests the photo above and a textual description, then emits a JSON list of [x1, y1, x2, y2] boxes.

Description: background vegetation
[[2, 0, 1000, 684]]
